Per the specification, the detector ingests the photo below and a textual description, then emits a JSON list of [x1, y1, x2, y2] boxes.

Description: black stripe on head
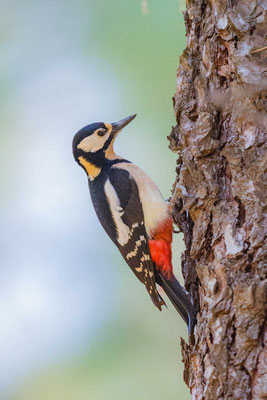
[[102, 132, 115, 151], [72, 122, 106, 160]]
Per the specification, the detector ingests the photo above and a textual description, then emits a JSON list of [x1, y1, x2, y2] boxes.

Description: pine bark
[[169, 1, 267, 399]]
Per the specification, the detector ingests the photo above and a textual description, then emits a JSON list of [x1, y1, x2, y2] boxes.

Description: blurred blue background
[[1, 0, 189, 398]]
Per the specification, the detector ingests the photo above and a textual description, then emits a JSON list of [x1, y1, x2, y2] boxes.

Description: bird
[[72, 114, 196, 332]]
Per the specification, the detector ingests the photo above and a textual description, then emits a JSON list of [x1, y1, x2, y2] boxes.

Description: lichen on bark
[[169, 1, 267, 399]]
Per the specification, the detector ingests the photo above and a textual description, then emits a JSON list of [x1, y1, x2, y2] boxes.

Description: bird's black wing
[[108, 166, 165, 310]]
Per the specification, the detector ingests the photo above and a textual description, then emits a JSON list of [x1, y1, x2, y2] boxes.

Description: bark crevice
[[170, 0, 267, 398]]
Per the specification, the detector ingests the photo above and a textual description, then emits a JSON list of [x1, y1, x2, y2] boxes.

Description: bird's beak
[[111, 114, 137, 133]]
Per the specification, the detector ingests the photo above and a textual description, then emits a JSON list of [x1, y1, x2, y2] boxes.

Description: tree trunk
[[169, 1, 267, 399]]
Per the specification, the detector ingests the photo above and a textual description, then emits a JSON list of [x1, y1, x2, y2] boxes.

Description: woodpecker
[[72, 114, 196, 331]]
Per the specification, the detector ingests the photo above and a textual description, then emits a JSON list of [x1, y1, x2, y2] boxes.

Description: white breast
[[114, 162, 169, 237]]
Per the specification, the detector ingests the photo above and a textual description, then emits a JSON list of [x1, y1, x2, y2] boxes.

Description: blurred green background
[[1, 0, 189, 399]]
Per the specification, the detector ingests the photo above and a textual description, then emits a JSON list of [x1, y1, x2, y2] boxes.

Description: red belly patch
[[149, 218, 173, 279]]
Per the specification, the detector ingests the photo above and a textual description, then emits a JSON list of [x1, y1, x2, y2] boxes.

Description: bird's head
[[72, 114, 136, 179]]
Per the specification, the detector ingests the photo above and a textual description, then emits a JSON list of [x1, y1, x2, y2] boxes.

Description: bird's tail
[[157, 273, 196, 333]]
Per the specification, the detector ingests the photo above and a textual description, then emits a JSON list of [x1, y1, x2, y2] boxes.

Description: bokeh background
[[1, 0, 189, 398]]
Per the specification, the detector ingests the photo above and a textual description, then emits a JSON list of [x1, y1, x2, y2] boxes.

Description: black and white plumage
[[91, 165, 164, 309], [72, 115, 196, 331]]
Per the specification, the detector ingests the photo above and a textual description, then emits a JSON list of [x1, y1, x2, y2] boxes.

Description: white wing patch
[[126, 235, 146, 260], [113, 162, 169, 237], [104, 179, 130, 246], [134, 252, 153, 276]]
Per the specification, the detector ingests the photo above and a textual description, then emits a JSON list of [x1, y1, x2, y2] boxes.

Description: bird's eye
[[97, 129, 106, 137]]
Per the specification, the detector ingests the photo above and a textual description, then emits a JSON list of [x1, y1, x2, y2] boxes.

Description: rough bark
[[168, 1, 267, 399]]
